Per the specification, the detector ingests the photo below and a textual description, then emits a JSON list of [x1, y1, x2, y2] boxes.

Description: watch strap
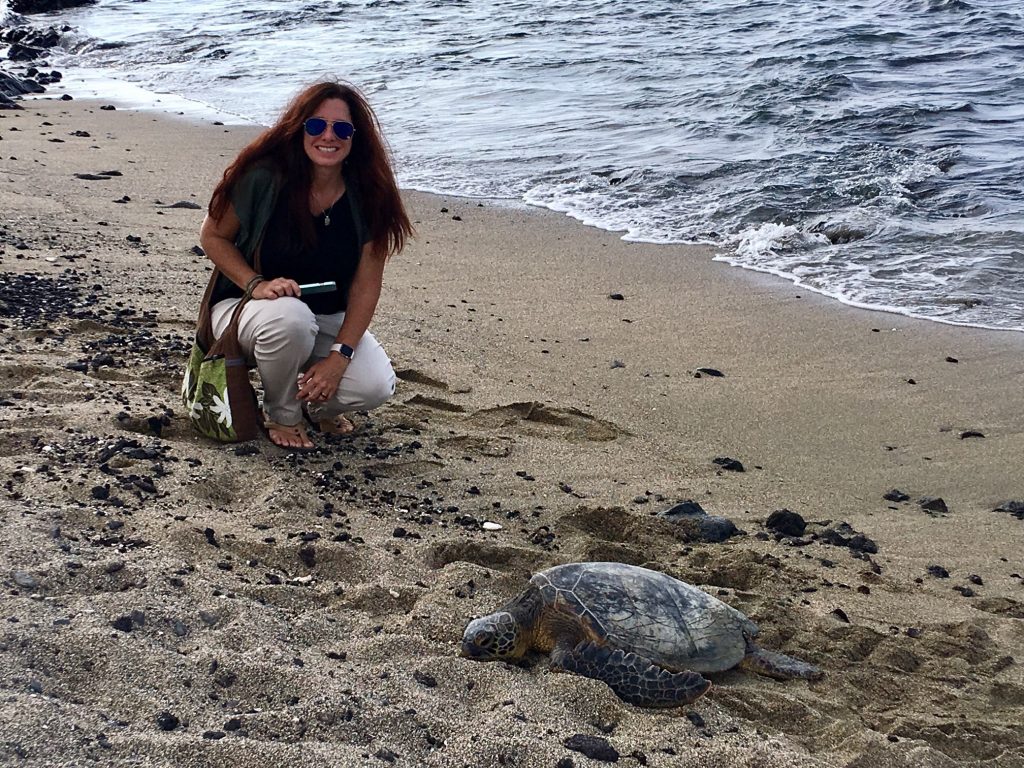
[[330, 342, 355, 360]]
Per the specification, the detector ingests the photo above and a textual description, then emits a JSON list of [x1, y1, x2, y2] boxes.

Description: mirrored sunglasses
[[303, 118, 356, 140]]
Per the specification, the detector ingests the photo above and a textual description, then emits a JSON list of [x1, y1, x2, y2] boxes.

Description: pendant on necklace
[[323, 210, 331, 226]]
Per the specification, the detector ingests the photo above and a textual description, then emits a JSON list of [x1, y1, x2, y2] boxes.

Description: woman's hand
[[297, 355, 349, 403], [252, 277, 301, 300]]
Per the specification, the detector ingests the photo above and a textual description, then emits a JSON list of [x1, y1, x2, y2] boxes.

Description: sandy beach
[[1, 97, 1023, 767]]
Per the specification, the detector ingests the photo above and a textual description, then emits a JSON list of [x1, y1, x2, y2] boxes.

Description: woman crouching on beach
[[200, 80, 412, 449]]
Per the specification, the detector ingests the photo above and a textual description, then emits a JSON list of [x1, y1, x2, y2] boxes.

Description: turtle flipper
[[553, 640, 710, 708], [740, 645, 823, 681]]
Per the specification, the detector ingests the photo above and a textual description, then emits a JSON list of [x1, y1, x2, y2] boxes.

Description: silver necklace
[[311, 188, 336, 226]]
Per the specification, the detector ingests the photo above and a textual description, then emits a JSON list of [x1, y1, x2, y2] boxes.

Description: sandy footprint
[[395, 367, 451, 390], [469, 400, 627, 442]]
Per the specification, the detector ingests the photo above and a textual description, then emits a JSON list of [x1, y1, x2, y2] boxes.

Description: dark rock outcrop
[[657, 500, 743, 543], [10, 0, 97, 14]]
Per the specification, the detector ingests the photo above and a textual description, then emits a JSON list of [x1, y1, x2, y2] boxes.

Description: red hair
[[208, 80, 413, 259]]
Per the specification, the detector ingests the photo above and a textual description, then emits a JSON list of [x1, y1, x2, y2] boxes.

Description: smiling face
[[302, 97, 354, 170]]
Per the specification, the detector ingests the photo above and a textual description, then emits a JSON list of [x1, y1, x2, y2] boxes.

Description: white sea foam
[[20, 0, 1024, 332]]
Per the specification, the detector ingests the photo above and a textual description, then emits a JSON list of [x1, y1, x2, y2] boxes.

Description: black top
[[211, 191, 362, 315]]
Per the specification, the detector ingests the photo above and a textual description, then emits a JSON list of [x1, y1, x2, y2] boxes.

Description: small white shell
[[482, 521, 503, 531]]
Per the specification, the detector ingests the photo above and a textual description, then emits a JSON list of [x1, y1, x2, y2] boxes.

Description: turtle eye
[[474, 632, 492, 648]]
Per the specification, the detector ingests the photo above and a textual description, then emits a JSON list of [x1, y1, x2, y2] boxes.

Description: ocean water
[[6, 0, 1024, 331]]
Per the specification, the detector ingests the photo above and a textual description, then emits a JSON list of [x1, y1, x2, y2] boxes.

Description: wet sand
[[1, 97, 1023, 767]]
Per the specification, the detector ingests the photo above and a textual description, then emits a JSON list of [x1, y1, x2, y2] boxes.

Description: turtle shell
[[531, 562, 757, 673]]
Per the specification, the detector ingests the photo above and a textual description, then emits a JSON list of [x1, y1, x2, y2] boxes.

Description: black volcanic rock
[[994, 500, 1024, 520], [765, 508, 806, 537], [1, 72, 46, 98], [10, 0, 97, 13], [565, 734, 619, 762], [883, 489, 910, 503], [919, 497, 948, 515], [820, 522, 878, 554], [712, 456, 744, 472], [656, 500, 743, 543], [6, 42, 46, 61]]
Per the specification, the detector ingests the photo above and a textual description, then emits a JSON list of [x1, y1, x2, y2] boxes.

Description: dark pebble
[[155, 711, 180, 731], [831, 608, 850, 623], [883, 489, 909, 502], [685, 711, 706, 728], [111, 615, 133, 632], [374, 748, 398, 763], [819, 525, 878, 554], [765, 508, 806, 536], [592, 720, 617, 734], [712, 456, 744, 472], [959, 430, 985, 439], [658, 500, 706, 519], [565, 734, 619, 763], [906, 627, 922, 638], [927, 565, 950, 579], [202, 731, 226, 740], [608, 293, 625, 301], [413, 670, 438, 688], [224, 717, 242, 731], [698, 516, 742, 543], [694, 367, 724, 377], [993, 500, 1024, 520], [919, 497, 948, 514], [954, 586, 976, 597]]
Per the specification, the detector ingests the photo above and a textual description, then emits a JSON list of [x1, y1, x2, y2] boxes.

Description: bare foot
[[265, 420, 314, 449]]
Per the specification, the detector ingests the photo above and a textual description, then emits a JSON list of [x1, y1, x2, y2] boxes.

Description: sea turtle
[[461, 561, 822, 708]]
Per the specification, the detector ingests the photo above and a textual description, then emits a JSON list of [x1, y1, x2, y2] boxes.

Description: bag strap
[[195, 243, 263, 351]]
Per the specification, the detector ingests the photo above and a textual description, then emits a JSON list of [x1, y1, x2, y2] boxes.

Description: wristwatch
[[330, 342, 355, 360]]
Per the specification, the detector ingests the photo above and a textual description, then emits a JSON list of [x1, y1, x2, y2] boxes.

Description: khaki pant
[[211, 296, 395, 427]]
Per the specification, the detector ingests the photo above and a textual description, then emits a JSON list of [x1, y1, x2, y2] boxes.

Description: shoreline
[[13, 61, 1021, 336], [1, 96, 1023, 767]]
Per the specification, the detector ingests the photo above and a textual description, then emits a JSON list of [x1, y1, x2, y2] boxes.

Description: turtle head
[[461, 611, 526, 661]]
